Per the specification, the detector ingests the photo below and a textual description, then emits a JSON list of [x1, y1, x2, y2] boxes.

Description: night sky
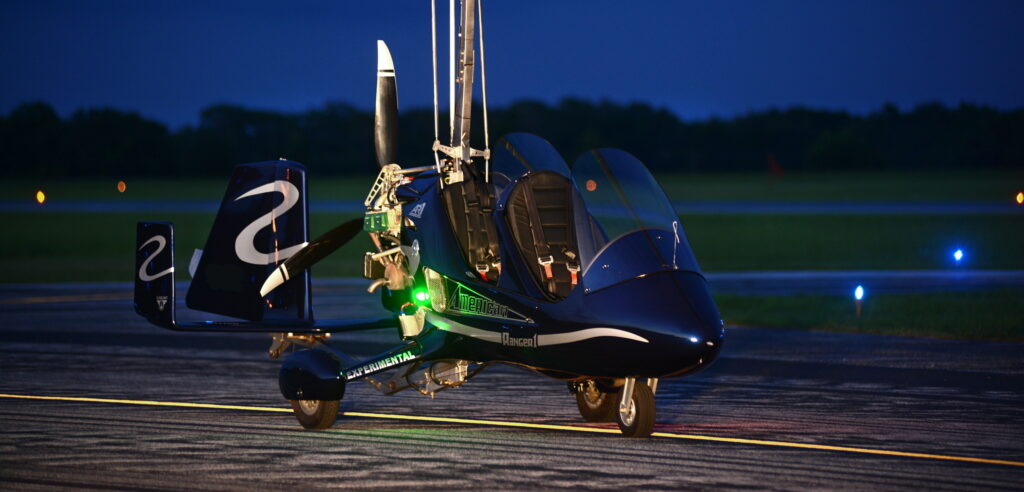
[[2, 0, 1022, 128]]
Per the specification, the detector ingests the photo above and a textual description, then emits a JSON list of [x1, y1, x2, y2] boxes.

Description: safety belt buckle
[[538, 255, 554, 278], [475, 262, 490, 281], [566, 262, 580, 286]]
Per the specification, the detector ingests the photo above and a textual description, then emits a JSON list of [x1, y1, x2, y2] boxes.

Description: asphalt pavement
[[1, 282, 1022, 490]]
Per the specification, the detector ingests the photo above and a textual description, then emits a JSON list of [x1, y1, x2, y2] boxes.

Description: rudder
[[186, 160, 312, 323]]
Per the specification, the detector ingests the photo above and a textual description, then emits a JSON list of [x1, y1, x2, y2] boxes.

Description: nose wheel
[[572, 378, 657, 437], [614, 378, 655, 437]]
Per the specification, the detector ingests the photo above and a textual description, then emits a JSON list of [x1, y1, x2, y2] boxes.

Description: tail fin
[[135, 221, 175, 328], [185, 160, 312, 323]]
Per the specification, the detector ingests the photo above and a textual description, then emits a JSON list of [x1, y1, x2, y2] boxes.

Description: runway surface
[[1, 282, 1023, 490]]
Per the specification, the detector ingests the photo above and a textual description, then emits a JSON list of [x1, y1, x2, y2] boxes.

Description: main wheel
[[574, 380, 618, 422], [289, 399, 340, 429], [615, 381, 655, 437]]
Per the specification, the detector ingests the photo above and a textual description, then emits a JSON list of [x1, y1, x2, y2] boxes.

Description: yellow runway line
[[343, 410, 622, 435], [646, 432, 1024, 468], [0, 394, 291, 413], [2, 393, 1022, 468], [0, 294, 132, 305]]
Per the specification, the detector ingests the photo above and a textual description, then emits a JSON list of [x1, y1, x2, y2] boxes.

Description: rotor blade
[[375, 40, 399, 168], [260, 218, 364, 297]]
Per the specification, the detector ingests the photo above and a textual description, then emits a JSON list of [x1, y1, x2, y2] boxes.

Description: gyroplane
[[134, 0, 723, 437]]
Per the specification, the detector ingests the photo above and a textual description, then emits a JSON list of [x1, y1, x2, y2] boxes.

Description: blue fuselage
[[397, 174, 724, 380]]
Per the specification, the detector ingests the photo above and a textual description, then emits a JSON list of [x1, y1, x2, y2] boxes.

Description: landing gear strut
[[571, 377, 657, 436]]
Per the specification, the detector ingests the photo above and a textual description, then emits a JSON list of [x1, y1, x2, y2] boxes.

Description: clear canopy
[[490, 132, 571, 186], [571, 148, 700, 293], [489, 133, 700, 294]]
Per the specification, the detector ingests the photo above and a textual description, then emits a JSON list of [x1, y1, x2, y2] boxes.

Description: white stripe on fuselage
[[538, 328, 648, 345], [427, 313, 648, 346]]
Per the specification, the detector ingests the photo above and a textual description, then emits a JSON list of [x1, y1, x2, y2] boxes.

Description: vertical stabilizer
[[135, 221, 175, 328], [186, 160, 312, 322]]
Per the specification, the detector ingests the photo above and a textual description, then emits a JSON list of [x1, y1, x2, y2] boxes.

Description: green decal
[[446, 283, 530, 322], [363, 211, 390, 232]]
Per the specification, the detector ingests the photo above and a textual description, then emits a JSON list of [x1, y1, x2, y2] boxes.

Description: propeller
[[260, 218, 364, 297], [375, 40, 399, 168], [263, 42, 399, 297]]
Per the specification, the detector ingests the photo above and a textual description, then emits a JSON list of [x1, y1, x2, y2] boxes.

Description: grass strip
[[6, 170, 1023, 202], [2, 211, 1022, 279], [716, 289, 1024, 341]]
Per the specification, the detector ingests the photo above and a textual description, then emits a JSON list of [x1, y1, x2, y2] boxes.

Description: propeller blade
[[260, 218, 364, 297], [375, 40, 399, 168]]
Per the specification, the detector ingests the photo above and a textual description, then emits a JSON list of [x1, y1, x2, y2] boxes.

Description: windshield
[[572, 148, 701, 293], [490, 133, 571, 187]]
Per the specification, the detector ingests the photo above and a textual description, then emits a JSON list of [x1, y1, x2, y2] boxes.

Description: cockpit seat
[[442, 163, 501, 283], [505, 170, 580, 300]]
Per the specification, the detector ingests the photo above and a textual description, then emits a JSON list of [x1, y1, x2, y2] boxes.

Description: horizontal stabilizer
[[161, 316, 397, 334], [137, 221, 395, 333]]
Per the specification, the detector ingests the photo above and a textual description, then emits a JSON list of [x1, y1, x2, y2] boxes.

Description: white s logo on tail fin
[[138, 235, 174, 281], [234, 180, 308, 265]]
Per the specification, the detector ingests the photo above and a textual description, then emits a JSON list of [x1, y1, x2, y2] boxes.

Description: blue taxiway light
[[854, 285, 864, 301], [953, 249, 964, 263]]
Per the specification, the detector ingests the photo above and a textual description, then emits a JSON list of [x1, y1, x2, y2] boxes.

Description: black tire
[[615, 381, 655, 437], [574, 380, 619, 422], [290, 399, 340, 429]]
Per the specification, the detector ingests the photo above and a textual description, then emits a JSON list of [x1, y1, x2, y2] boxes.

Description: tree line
[[3, 99, 1021, 178]]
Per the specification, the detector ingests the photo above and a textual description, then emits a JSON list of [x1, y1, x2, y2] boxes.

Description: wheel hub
[[582, 381, 603, 408], [298, 400, 320, 415], [619, 398, 636, 426]]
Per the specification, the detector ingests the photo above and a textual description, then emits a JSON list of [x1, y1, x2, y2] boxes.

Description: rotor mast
[[434, 0, 489, 182], [452, 0, 476, 160]]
